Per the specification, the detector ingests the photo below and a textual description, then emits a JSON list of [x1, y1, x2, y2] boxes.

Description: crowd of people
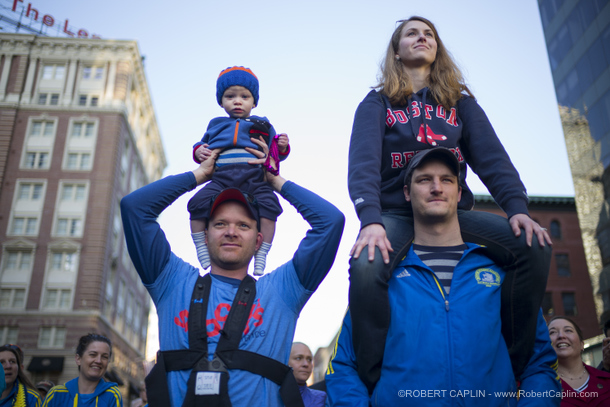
[[5, 14, 610, 407]]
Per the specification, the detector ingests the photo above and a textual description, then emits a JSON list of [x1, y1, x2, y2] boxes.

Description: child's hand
[[277, 134, 289, 153], [195, 144, 212, 162]]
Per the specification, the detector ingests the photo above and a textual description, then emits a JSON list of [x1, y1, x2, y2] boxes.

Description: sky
[[4, 0, 577, 358]]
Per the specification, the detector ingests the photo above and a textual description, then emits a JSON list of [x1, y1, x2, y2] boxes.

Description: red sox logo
[[416, 124, 447, 146], [173, 300, 265, 335]]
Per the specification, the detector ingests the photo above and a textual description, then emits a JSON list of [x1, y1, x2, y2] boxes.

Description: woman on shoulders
[[347, 16, 552, 392], [548, 316, 610, 406], [42, 334, 122, 407]]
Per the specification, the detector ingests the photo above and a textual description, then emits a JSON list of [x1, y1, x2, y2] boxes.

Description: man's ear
[[255, 232, 263, 251], [404, 185, 411, 202]]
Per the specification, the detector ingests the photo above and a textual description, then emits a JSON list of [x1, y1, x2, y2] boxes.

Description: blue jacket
[[42, 378, 122, 407], [0, 380, 41, 407], [326, 244, 561, 406]]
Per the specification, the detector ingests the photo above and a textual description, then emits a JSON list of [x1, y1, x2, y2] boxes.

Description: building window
[[66, 153, 92, 170], [542, 292, 554, 316], [78, 95, 100, 107], [50, 252, 78, 273], [38, 327, 66, 348], [0, 327, 18, 344], [71, 122, 96, 138], [60, 184, 87, 201], [38, 93, 60, 106], [17, 183, 43, 201], [0, 288, 26, 309], [556, 254, 571, 277], [3, 251, 32, 271], [82, 66, 103, 80], [30, 120, 55, 137], [10, 217, 38, 235], [55, 218, 82, 237], [24, 152, 49, 169], [562, 292, 578, 316], [550, 220, 562, 239], [42, 289, 71, 309], [42, 64, 65, 80]]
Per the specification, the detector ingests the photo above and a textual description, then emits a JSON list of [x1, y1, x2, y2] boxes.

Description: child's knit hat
[[216, 66, 259, 106]]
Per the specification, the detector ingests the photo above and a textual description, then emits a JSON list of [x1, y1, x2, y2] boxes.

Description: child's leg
[[254, 218, 275, 276], [349, 213, 414, 394], [191, 219, 210, 269], [458, 210, 551, 379]]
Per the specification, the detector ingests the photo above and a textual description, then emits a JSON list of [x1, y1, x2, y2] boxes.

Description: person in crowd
[[121, 139, 344, 406], [549, 316, 610, 406], [0, 344, 41, 406], [188, 66, 290, 276], [42, 334, 122, 406], [596, 319, 610, 373], [288, 343, 325, 407], [34, 381, 54, 400], [328, 147, 560, 406], [347, 15, 552, 392], [130, 381, 147, 407]]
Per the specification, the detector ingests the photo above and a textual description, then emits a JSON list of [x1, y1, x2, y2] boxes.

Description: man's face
[[288, 343, 314, 385], [404, 159, 461, 222], [206, 201, 261, 270]]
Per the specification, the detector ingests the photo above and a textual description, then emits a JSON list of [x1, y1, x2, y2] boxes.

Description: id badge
[[195, 371, 221, 395]]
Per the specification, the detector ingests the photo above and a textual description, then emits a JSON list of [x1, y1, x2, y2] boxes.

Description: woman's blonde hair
[[376, 16, 473, 109]]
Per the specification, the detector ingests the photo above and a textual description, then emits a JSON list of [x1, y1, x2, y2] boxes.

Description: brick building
[[0, 33, 166, 398]]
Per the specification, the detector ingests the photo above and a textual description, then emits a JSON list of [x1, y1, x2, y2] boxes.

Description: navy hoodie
[[348, 89, 529, 229]]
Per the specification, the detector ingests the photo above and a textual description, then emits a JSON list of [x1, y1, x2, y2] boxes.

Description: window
[[30, 120, 55, 137], [38, 327, 66, 348], [66, 153, 92, 170], [50, 252, 78, 273], [71, 122, 95, 138], [42, 64, 65, 80], [0, 288, 26, 309], [82, 66, 103, 80], [3, 251, 32, 271], [0, 327, 18, 344], [542, 292, 554, 316], [43, 289, 71, 309], [17, 183, 43, 201], [556, 254, 571, 277], [55, 218, 82, 237], [550, 220, 562, 239], [562, 292, 577, 316], [38, 93, 60, 106], [60, 184, 87, 201], [78, 95, 100, 107], [11, 217, 38, 235], [24, 152, 49, 169]]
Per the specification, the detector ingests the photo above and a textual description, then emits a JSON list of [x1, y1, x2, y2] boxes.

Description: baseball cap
[[209, 188, 260, 230], [36, 380, 55, 393], [404, 147, 460, 186]]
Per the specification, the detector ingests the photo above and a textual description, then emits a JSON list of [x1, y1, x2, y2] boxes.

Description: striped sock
[[192, 231, 210, 269], [254, 242, 272, 276]]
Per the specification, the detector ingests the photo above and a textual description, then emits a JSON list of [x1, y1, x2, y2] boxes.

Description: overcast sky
[[4, 0, 576, 357]]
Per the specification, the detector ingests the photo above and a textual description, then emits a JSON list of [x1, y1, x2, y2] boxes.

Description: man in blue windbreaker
[[326, 147, 561, 406]]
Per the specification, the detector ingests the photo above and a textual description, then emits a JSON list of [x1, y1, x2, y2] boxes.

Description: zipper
[[232, 119, 240, 146]]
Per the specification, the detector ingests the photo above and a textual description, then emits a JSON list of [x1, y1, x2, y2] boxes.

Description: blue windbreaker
[[326, 244, 561, 406]]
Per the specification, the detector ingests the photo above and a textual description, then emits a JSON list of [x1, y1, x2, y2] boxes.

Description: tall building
[[0, 33, 166, 397], [538, 0, 610, 325]]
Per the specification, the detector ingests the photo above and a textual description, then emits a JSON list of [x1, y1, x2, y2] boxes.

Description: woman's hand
[[350, 223, 393, 264], [509, 213, 552, 247]]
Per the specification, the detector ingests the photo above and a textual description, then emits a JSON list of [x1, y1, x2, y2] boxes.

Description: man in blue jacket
[[121, 141, 344, 407], [326, 147, 560, 406]]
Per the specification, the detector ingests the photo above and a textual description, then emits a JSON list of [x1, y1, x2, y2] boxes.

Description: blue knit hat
[[216, 66, 259, 106]]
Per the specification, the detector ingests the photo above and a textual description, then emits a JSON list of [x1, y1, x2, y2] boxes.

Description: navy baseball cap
[[404, 147, 460, 186], [209, 188, 260, 231]]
